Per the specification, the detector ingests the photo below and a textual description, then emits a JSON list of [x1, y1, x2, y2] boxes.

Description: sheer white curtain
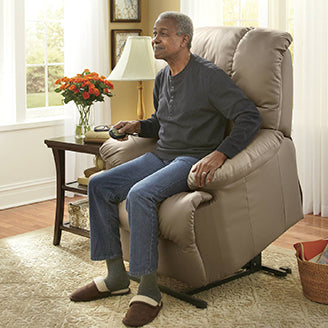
[[0, 0, 25, 125], [180, 0, 223, 27], [293, 0, 328, 217], [0, 0, 14, 124], [64, 0, 111, 182]]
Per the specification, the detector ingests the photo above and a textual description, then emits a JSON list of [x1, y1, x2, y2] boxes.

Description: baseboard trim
[[0, 177, 56, 210]]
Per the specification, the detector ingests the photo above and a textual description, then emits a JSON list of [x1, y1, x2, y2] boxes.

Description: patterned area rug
[[1, 227, 328, 328]]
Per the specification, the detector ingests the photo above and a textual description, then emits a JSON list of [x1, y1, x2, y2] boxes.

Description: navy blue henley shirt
[[139, 53, 262, 160]]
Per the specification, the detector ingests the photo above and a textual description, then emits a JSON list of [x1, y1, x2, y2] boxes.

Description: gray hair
[[157, 11, 193, 49]]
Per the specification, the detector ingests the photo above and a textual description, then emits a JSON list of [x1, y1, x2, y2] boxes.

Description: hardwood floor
[[1, 197, 328, 250], [272, 214, 328, 249], [0, 196, 85, 239]]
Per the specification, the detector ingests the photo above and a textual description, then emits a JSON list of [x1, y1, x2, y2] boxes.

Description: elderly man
[[70, 11, 262, 327]]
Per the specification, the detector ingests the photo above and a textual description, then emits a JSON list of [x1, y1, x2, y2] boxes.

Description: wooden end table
[[45, 136, 102, 245]]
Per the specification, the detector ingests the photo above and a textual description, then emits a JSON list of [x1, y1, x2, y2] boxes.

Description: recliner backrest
[[191, 26, 293, 137]]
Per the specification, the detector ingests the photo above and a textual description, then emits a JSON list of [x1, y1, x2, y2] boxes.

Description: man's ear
[[181, 34, 190, 48]]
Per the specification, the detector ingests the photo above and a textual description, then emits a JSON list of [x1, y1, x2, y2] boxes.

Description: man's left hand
[[192, 151, 227, 188]]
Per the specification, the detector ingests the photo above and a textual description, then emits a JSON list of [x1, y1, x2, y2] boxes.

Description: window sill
[[0, 116, 65, 132]]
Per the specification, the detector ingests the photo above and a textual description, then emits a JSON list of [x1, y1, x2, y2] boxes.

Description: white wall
[[0, 120, 65, 209]]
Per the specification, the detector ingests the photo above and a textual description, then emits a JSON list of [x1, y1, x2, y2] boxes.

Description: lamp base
[[137, 81, 145, 120]]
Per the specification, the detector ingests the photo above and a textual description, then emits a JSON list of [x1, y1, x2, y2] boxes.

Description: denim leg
[[126, 156, 199, 277], [88, 152, 168, 261]]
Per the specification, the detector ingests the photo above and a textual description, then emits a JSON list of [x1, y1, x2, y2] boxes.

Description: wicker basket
[[297, 256, 328, 304]]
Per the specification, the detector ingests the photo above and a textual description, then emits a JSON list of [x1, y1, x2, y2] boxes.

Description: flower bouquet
[[55, 69, 114, 138]]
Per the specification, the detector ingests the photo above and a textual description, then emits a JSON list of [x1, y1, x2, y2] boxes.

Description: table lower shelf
[[61, 222, 90, 238], [64, 181, 88, 195]]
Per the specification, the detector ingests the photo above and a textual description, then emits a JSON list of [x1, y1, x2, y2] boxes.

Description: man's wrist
[[134, 120, 141, 134], [215, 150, 227, 160]]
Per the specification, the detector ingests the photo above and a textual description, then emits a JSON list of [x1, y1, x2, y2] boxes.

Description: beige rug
[[1, 227, 328, 328]]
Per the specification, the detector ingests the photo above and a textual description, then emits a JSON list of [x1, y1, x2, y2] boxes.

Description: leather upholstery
[[192, 27, 293, 133], [99, 26, 303, 287]]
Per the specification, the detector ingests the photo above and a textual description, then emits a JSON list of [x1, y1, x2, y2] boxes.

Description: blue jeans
[[88, 152, 199, 277]]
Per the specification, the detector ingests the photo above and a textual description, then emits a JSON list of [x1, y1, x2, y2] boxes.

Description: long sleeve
[[136, 54, 262, 161], [208, 69, 262, 158]]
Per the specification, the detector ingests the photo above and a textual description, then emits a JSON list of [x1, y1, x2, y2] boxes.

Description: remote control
[[109, 127, 127, 139]]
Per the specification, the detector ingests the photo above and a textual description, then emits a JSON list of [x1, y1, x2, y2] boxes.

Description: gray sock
[[104, 257, 130, 292], [137, 271, 161, 303]]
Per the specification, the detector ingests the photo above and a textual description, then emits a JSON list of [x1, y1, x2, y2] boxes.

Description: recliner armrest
[[158, 191, 213, 249], [100, 136, 157, 169], [187, 129, 284, 191]]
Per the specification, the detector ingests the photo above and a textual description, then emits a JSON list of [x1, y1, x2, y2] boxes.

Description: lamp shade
[[108, 36, 156, 81]]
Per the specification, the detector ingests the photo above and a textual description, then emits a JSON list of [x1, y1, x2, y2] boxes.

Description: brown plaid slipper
[[122, 295, 163, 327], [70, 276, 130, 302]]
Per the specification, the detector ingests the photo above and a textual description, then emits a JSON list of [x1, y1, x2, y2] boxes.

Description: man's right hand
[[113, 120, 141, 141]]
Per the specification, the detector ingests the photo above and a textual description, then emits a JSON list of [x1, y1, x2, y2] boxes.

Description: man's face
[[152, 18, 186, 61]]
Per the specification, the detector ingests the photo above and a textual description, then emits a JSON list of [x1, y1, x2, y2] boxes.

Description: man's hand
[[192, 151, 227, 188], [113, 120, 141, 141]]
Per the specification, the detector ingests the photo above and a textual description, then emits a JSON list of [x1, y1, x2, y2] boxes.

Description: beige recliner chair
[[99, 26, 303, 308]]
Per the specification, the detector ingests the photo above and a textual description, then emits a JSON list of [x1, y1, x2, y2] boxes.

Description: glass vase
[[75, 104, 93, 139]]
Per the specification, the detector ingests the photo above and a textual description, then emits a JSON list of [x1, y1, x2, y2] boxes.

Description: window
[[181, 0, 293, 33], [221, 0, 294, 58], [25, 0, 64, 118], [222, 0, 260, 27]]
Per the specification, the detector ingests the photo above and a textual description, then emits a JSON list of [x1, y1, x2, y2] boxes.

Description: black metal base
[[130, 253, 291, 309]]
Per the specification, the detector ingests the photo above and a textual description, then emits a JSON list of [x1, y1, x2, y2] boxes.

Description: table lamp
[[108, 36, 156, 120]]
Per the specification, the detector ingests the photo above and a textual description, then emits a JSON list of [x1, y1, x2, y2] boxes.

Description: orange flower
[[105, 80, 114, 89], [55, 69, 114, 107], [82, 91, 90, 99]]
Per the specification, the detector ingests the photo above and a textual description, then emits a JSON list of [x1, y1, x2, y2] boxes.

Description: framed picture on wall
[[111, 29, 142, 69], [110, 0, 141, 22]]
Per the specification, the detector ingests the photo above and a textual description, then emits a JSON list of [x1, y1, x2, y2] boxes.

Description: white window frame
[[0, 0, 64, 129], [25, 0, 64, 120]]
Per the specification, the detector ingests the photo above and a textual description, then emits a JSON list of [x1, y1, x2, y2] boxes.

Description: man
[[70, 11, 262, 327]]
